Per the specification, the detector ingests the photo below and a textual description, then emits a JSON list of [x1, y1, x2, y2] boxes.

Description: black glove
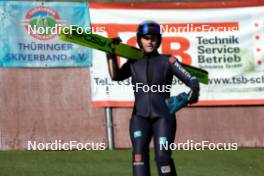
[[106, 52, 116, 60], [106, 37, 122, 59], [165, 92, 189, 114], [187, 77, 200, 104], [111, 37, 122, 44]]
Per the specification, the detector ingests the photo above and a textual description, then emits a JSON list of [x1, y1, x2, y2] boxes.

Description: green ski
[[59, 26, 208, 84]]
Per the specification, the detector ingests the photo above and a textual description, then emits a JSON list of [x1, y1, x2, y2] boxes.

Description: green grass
[[0, 149, 263, 176]]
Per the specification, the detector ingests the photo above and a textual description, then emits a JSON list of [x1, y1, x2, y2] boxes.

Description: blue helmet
[[136, 20, 162, 49]]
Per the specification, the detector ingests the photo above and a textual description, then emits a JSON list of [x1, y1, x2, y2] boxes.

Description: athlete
[[106, 21, 200, 176]]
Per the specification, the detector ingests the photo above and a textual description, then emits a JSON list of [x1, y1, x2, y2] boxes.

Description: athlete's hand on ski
[[165, 76, 200, 114], [187, 77, 200, 104], [106, 37, 131, 81], [106, 37, 122, 59], [165, 92, 189, 114], [111, 37, 122, 44]]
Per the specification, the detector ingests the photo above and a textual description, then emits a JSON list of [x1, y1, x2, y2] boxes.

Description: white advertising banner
[[89, 1, 264, 107]]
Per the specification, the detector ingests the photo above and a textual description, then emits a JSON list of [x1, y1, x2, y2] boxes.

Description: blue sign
[[0, 1, 92, 67]]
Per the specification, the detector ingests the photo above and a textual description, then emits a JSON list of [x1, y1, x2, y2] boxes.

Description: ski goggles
[[139, 23, 161, 35]]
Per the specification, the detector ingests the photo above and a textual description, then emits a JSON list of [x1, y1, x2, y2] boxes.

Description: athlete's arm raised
[[106, 37, 132, 81], [106, 53, 131, 81]]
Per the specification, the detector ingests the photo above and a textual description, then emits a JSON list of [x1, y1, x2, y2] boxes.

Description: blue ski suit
[[107, 51, 199, 176]]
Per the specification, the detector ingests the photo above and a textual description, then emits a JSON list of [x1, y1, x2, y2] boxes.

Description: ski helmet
[[136, 20, 162, 49]]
